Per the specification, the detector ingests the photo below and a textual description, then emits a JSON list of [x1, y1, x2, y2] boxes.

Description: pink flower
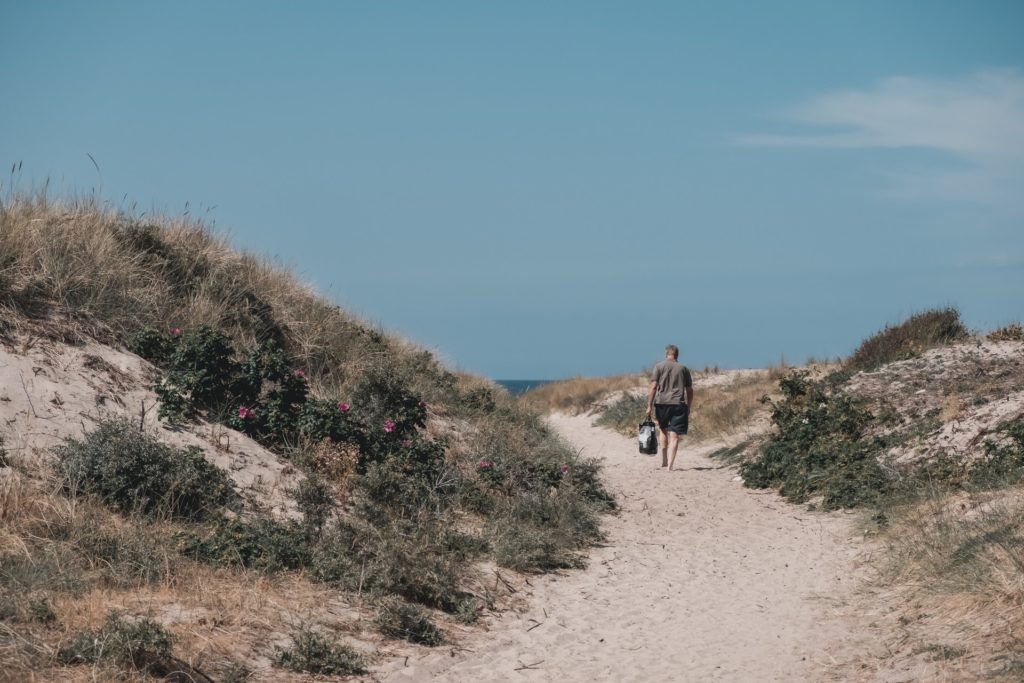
[[337, 402, 350, 413], [292, 369, 307, 380], [383, 420, 396, 433], [559, 464, 570, 476], [238, 406, 253, 419], [169, 327, 183, 336], [477, 459, 492, 470]]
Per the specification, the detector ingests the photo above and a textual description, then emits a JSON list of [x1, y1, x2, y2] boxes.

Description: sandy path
[[379, 414, 869, 682]]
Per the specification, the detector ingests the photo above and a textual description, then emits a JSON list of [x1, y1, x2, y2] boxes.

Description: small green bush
[[740, 372, 892, 509], [293, 474, 335, 534], [0, 546, 84, 595], [846, 307, 969, 373], [68, 517, 178, 587], [487, 491, 603, 571], [274, 626, 367, 676], [352, 365, 427, 430], [58, 611, 175, 676], [374, 595, 444, 646], [311, 518, 470, 612], [969, 419, 1024, 489], [151, 325, 259, 423], [594, 393, 646, 436], [176, 516, 310, 572], [129, 327, 175, 366], [354, 436, 452, 517], [471, 405, 614, 509], [54, 417, 236, 520]]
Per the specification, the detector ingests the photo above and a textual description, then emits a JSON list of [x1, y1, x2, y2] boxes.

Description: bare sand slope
[[0, 335, 300, 516], [379, 413, 871, 682]]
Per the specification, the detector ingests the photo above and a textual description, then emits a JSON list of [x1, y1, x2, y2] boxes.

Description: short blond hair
[[665, 344, 679, 359]]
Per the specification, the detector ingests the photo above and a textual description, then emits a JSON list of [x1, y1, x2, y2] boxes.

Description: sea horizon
[[494, 379, 554, 395]]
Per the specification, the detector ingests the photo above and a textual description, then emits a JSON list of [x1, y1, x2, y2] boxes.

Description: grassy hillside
[[0, 193, 613, 681]]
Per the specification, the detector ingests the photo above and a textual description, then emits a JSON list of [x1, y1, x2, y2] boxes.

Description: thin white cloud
[[740, 69, 1024, 212]]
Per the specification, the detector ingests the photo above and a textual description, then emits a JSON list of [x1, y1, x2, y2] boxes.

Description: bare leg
[[667, 432, 680, 470], [658, 428, 668, 467]]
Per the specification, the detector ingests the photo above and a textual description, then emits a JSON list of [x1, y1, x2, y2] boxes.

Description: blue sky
[[2, 1, 1022, 378]]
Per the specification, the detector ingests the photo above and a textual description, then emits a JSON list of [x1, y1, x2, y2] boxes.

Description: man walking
[[646, 345, 693, 470]]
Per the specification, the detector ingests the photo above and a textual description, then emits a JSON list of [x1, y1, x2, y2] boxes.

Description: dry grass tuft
[[304, 438, 360, 495], [987, 323, 1024, 342], [687, 368, 789, 442], [940, 393, 963, 423], [517, 374, 647, 415], [845, 307, 969, 373], [865, 488, 1024, 679]]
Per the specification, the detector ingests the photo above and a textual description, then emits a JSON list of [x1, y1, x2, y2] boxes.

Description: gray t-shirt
[[651, 359, 693, 405]]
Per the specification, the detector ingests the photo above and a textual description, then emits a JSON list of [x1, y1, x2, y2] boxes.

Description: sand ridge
[[378, 413, 872, 682]]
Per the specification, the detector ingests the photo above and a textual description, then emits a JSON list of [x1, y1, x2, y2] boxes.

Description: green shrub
[[295, 397, 363, 445], [54, 417, 236, 520], [487, 491, 603, 571], [455, 384, 498, 416], [594, 393, 646, 436], [471, 404, 614, 509], [845, 307, 969, 373], [151, 325, 258, 423], [67, 516, 178, 587], [350, 365, 428, 454], [292, 474, 334, 534], [176, 517, 310, 572], [129, 327, 176, 366], [374, 595, 444, 646], [354, 436, 452, 517], [740, 372, 892, 509], [969, 419, 1024, 490], [139, 326, 430, 465], [58, 611, 175, 676], [311, 518, 470, 612], [274, 626, 367, 676], [0, 546, 84, 595]]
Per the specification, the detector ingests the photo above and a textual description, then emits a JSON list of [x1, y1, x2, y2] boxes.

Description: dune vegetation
[[0, 192, 613, 681]]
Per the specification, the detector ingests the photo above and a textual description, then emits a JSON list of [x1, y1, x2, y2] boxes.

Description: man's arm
[[685, 385, 694, 408], [646, 380, 657, 416]]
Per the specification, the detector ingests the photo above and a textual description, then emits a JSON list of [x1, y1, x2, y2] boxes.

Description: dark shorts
[[655, 403, 689, 435]]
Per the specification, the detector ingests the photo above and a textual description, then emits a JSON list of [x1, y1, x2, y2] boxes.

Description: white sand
[[379, 414, 871, 682]]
